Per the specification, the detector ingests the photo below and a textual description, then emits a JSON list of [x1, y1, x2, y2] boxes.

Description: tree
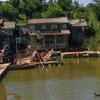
[[18, 0, 42, 18], [74, 0, 79, 8], [57, 0, 72, 17], [3, 3, 18, 21], [48, 0, 53, 5], [87, 3, 100, 21], [93, 0, 100, 3], [0, 4, 4, 18], [17, 14, 27, 23], [58, 0, 72, 11], [42, 4, 64, 18], [9, 0, 20, 8]]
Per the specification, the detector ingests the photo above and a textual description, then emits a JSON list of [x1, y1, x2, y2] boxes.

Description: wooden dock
[[9, 60, 62, 70], [0, 63, 10, 80], [61, 51, 100, 58]]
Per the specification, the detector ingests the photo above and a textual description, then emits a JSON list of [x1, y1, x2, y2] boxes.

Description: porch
[[30, 33, 70, 50]]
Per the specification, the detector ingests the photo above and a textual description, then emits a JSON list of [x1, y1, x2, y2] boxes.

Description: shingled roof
[[69, 19, 87, 27], [2, 22, 15, 29], [28, 17, 68, 24]]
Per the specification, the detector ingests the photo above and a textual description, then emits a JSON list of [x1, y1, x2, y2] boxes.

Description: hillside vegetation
[[0, 0, 100, 50]]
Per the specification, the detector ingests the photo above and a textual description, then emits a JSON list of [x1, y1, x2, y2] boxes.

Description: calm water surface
[[0, 58, 100, 100]]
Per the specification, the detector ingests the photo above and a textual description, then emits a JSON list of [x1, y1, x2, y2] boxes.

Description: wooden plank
[[61, 51, 100, 58], [0, 63, 10, 80], [0, 63, 10, 68]]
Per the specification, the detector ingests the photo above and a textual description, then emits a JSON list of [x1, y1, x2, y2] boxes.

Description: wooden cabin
[[68, 19, 87, 47], [0, 22, 15, 48], [28, 17, 70, 50]]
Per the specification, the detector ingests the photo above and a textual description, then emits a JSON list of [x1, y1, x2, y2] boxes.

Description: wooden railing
[[31, 43, 67, 50]]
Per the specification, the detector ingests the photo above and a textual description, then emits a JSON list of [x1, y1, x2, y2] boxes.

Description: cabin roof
[[2, 22, 15, 29], [30, 32, 37, 36], [28, 17, 68, 24], [69, 19, 87, 27]]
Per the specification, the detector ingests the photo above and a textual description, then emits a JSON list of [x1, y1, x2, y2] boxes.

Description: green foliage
[[58, 0, 72, 11], [83, 10, 100, 51], [32, 12, 42, 18], [58, 0, 72, 17], [17, 14, 27, 23], [9, 0, 20, 8], [0, 4, 4, 18], [48, 0, 54, 5], [93, 0, 100, 3], [3, 3, 17, 21], [42, 4, 64, 18]]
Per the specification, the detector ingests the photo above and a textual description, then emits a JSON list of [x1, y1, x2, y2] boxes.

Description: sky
[[0, 0, 93, 6], [74, 0, 93, 6]]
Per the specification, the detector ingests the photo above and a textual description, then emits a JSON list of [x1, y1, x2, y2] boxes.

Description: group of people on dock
[[73, 52, 79, 57], [31, 49, 54, 63], [32, 52, 45, 62], [31, 50, 49, 63]]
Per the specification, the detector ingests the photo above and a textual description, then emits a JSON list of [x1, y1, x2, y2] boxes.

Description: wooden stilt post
[[43, 36, 45, 49], [55, 35, 57, 49], [66, 35, 68, 48]]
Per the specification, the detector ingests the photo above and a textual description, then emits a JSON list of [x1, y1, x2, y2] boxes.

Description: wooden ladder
[[32, 50, 37, 58], [44, 49, 54, 59], [0, 45, 9, 63], [0, 56, 2, 63]]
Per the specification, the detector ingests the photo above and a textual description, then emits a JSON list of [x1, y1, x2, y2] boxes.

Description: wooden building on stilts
[[28, 17, 70, 50]]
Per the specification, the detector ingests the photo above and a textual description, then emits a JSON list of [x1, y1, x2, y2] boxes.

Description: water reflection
[[0, 58, 100, 100]]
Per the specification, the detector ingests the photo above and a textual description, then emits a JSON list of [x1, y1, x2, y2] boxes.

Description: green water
[[0, 58, 100, 100]]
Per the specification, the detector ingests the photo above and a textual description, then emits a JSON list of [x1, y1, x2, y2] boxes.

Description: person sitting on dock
[[76, 52, 79, 57], [41, 52, 45, 59], [34, 56, 37, 62], [73, 52, 76, 56]]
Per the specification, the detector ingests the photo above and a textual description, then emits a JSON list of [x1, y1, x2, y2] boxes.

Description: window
[[57, 35, 64, 43], [62, 24, 67, 29], [52, 24, 57, 30], [46, 24, 52, 30], [30, 25, 35, 31], [41, 25, 46, 30], [45, 36, 54, 44], [57, 24, 62, 29], [35, 25, 41, 30]]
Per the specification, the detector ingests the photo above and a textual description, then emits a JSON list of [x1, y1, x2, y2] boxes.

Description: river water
[[0, 58, 100, 100]]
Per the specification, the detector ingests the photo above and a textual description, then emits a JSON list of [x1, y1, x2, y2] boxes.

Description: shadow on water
[[0, 57, 100, 100]]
